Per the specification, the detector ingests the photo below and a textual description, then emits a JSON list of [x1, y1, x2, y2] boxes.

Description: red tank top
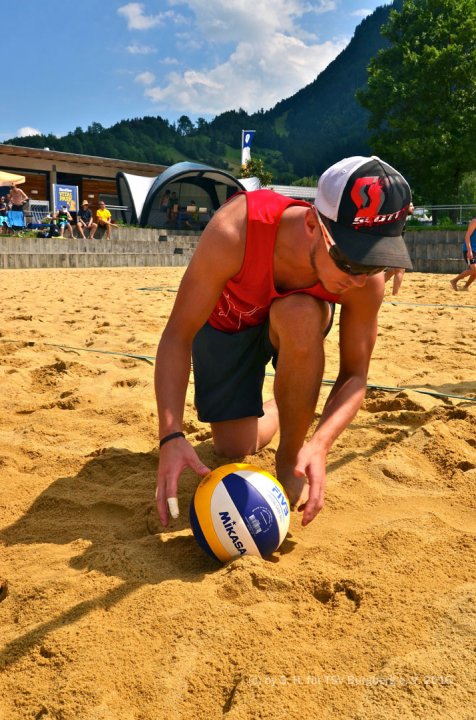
[[208, 190, 340, 332]]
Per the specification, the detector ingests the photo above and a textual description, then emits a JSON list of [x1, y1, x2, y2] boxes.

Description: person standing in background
[[450, 216, 476, 291], [10, 184, 28, 211], [384, 201, 414, 295]]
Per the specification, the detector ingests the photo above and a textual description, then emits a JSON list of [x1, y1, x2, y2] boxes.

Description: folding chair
[[7, 210, 26, 235]]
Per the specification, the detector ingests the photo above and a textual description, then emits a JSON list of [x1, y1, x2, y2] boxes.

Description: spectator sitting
[[177, 206, 193, 230], [167, 191, 178, 227], [187, 200, 200, 226], [76, 200, 98, 239], [95, 200, 116, 239], [36, 215, 60, 238], [10, 184, 28, 211], [54, 206, 74, 238], [0, 196, 8, 234], [159, 189, 171, 213]]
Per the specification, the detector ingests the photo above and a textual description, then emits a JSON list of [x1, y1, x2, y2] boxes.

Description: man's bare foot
[[284, 476, 309, 510], [276, 454, 309, 509], [450, 279, 458, 291]]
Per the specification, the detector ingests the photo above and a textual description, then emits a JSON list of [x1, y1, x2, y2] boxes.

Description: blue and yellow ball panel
[[189, 463, 290, 563], [189, 500, 220, 562], [221, 471, 280, 557]]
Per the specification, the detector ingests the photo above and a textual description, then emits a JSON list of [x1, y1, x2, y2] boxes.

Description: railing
[[413, 204, 476, 225]]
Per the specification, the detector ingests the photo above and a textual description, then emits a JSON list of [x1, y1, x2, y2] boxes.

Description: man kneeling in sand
[[154, 156, 413, 528]]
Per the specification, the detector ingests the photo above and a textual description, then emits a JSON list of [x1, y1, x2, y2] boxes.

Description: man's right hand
[[155, 438, 210, 526]]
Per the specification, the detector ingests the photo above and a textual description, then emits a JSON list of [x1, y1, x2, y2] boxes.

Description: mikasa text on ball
[[189, 463, 290, 562]]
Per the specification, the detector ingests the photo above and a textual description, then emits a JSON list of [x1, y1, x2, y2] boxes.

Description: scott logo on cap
[[351, 176, 408, 229], [314, 155, 413, 269]]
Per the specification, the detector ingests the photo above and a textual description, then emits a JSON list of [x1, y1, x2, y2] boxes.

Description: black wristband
[[159, 431, 185, 448]]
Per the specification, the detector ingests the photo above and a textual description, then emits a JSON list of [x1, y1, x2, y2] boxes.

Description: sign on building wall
[[52, 184, 79, 212]]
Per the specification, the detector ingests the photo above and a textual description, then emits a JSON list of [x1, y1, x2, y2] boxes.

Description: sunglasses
[[328, 244, 387, 276], [316, 209, 387, 276]]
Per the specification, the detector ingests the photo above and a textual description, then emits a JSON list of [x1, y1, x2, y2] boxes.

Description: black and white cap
[[315, 155, 413, 269]]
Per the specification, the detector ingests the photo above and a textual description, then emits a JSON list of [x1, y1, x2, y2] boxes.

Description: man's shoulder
[[246, 189, 311, 221]]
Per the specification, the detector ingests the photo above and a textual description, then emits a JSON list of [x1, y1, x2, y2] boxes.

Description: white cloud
[[312, 1, 337, 12], [143, 0, 347, 116], [118, 3, 164, 30], [351, 8, 374, 18], [174, 0, 332, 44], [127, 43, 157, 54], [135, 71, 156, 85], [17, 126, 42, 137], [145, 33, 346, 116]]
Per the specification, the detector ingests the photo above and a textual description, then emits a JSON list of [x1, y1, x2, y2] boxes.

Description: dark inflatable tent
[[117, 161, 246, 229]]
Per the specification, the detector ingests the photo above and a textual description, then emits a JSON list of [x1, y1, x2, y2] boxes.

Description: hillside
[[263, 2, 400, 176], [3, 1, 400, 183]]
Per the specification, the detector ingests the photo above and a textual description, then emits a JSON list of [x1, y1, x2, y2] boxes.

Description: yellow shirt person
[[96, 201, 113, 239]]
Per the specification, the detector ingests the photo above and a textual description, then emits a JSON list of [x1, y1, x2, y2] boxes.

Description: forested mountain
[[4, 1, 400, 183]]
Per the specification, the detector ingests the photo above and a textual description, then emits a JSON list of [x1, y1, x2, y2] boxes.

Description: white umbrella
[[0, 170, 26, 186]]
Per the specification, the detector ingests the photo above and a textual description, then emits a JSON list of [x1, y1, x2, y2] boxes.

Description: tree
[[176, 115, 194, 137], [292, 176, 318, 187], [195, 117, 209, 134], [357, 0, 476, 205], [87, 122, 105, 135], [241, 158, 273, 187]]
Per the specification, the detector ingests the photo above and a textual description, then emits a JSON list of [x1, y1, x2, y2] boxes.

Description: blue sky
[[2, 0, 389, 142]]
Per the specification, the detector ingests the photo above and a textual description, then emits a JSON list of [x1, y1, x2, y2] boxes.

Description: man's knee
[[211, 418, 259, 458], [269, 294, 331, 349]]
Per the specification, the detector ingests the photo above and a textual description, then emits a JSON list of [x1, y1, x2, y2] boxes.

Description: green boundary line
[[0, 339, 154, 365], [137, 287, 476, 309], [264, 373, 474, 403], [1, 338, 474, 402], [383, 300, 476, 309], [137, 286, 178, 292]]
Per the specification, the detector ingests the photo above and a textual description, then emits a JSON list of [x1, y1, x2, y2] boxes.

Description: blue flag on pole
[[241, 130, 256, 166]]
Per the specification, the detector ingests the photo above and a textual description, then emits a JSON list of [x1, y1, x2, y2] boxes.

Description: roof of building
[[0, 143, 166, 175], [269, 184, 317, 200]]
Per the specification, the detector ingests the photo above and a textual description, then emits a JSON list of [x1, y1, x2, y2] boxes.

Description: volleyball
[[189, 463, 290, 562]]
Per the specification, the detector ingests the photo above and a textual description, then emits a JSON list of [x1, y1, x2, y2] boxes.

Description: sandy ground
[[0, 267, 474, 720]]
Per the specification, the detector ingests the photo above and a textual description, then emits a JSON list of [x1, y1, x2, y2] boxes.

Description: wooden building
[[0, 144, 167, 215]]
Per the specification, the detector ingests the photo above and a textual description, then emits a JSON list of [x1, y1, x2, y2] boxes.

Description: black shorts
[[192, 304, 335, 423], [463, 250, 476, 265], [192, 321, 274, 422]]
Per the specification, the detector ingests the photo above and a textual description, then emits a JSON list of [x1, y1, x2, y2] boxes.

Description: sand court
[[0, 267, 474, 719]]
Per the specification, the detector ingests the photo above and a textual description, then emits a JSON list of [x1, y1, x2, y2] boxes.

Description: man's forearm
[[154, 336, 192, 437], [311, 373, 367, 453]]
